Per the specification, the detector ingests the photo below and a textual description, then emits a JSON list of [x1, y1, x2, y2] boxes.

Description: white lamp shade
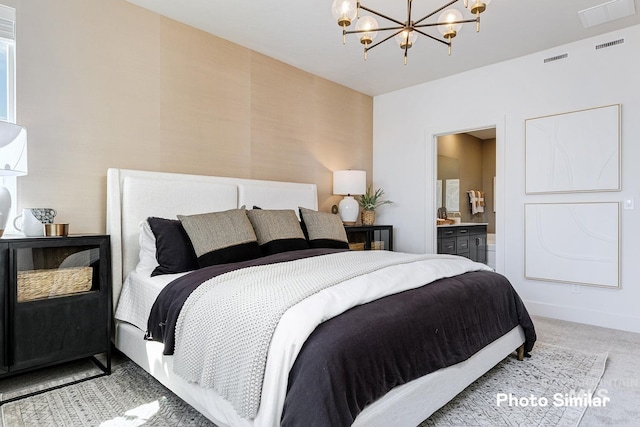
[[333, 170, 366, 195], [0, 121, 28, 176]]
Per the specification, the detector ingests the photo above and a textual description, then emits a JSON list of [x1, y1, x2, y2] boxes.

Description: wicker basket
[[349, 242, 365, 251], [361, 210, 375, 225], [372, 241, 385, 250], [17, 267, 93, 302]]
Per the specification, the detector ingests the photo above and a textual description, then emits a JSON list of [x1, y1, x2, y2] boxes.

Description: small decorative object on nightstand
[[357, 186, 393, 225], [0, 234, 111, 404], [344, 224, 393, 251]]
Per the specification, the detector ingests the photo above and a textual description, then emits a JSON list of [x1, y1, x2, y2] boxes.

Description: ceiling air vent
[[544, 53, 568, 64], [595, 38, 625, 50], [578, 0, 636, 28]]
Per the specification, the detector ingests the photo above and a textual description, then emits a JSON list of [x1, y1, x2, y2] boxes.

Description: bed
[[106, 168, 535, 427]]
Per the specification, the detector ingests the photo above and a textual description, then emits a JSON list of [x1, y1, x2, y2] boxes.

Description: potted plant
[[358, 186, 393, 225]]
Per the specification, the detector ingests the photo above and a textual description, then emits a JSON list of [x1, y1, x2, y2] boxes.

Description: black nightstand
[[344, 225, 393, 251], [0, 235, 111, 404]]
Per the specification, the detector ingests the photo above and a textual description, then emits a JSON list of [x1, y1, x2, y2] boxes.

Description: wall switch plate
[[624, 198, 634, 210]]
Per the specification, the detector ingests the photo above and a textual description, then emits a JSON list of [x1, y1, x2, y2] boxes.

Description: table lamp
[[0, 121, 28, 237], [333, 170, 366, 225]]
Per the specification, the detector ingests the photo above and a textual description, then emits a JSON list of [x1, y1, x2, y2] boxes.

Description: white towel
[[468, 190, 485, 214]]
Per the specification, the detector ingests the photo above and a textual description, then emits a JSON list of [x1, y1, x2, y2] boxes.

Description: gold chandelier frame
[[333, 0, 490, 64]]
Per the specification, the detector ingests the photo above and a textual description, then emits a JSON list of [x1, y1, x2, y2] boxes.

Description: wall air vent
[[543, 54, 568, 64], [595, 38, 625, 50]]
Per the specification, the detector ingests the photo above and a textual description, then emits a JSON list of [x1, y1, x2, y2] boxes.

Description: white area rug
[[1, 342, 607, 427], [1, 361, 213, 427], [422, 342, 608, 427]]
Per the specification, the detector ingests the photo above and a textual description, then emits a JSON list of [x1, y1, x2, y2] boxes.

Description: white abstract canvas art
[[525, 202, 619, 288], [525, 105, 620, 194], [445, 179, 459, 212]]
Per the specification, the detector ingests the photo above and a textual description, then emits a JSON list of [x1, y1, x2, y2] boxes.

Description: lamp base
[[338, 196, 359, 225]]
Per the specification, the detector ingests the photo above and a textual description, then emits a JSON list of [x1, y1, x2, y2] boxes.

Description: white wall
[[373, 24, 640, 334]]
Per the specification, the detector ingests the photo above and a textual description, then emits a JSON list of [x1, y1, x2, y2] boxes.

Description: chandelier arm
[[358, 4, 406, 27], [413, 18, 477, 29], [413, 0, 458, 26], [345, 25, 404, 36], [364, 29, 405, 53], [412, 28, 450, 47]]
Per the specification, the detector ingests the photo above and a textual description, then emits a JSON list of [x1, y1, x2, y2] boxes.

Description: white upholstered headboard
[[106, 168, 318, 309]]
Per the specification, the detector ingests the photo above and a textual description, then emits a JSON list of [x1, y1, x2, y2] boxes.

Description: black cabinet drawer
[[440, 238, 456, 254], [437, 228, 456, 238], [457, 237, 470, 253], [456, 227, 470, 236], [12, 293, 107, 372]]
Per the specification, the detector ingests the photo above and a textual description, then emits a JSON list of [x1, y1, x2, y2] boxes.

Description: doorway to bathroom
[[436, 128, 497, 269]]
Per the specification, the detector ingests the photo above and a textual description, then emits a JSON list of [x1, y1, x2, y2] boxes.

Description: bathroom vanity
[[437, 223, 487, 264]]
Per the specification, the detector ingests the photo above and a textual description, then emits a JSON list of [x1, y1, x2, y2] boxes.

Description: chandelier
[[331, 0, 491, 64]]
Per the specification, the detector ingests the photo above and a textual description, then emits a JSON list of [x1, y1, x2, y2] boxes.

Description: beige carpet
[[1, 342, 607, 427]]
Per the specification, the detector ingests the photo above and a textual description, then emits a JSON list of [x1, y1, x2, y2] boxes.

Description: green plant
[[358, 186, 393, 211]]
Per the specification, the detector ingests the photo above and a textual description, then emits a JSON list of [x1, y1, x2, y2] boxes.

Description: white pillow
[[136, 220, 159, 273]]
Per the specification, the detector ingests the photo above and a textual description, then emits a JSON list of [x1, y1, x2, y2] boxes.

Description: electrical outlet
[[624, 198, 634, 210]]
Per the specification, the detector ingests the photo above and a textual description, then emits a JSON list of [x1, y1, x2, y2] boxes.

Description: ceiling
[[126, 0, 640, 96]]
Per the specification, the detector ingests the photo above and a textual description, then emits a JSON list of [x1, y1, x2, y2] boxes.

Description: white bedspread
[[115, 269, 188, 331], [172, 251, 491, 423]]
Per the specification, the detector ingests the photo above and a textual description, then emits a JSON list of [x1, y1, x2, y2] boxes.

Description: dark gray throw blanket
[[282, 270, 536, 426]]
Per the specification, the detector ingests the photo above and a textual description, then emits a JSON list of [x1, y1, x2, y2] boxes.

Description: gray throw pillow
[[298, 207, 349, 249], [247, 209, 309, 255], [178, 207, 261, 268]]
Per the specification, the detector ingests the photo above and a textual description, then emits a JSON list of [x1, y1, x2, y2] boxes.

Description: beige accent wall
[[12, 0, 373, 233]]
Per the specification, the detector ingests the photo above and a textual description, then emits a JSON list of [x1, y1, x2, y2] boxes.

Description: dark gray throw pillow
[[147, 217, 199, 276], [247, 209, 309, 256], [178, 207, 262, 268], [298, 207, 349, 249]]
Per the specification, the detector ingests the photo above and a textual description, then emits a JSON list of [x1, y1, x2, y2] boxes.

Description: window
[[0, 4, 17, 226], [0, 4, 15, 122]]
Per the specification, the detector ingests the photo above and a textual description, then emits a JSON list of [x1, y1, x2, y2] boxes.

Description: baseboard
[[525, 299, 640, 334]]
